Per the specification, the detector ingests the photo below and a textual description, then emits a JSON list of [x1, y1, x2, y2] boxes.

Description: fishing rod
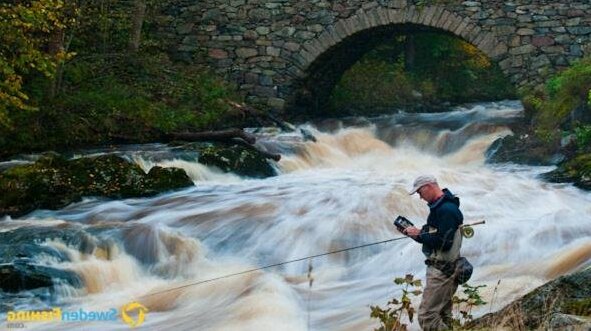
[[138, 220, 486, 299]]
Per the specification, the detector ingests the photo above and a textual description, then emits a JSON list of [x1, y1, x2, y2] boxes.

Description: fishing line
[[138, 235, 410, 299], [137, 221, 485, 299]]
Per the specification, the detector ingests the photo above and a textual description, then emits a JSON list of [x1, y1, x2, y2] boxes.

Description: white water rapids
[[2, 101, 591, 330]]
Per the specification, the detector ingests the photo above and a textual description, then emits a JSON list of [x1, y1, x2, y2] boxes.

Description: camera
[[394, 215, 414, 232]]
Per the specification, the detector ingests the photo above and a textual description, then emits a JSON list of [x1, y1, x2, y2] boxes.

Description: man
[[402, 175, 463, 331]]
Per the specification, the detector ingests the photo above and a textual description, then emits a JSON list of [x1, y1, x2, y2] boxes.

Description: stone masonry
[[157, 0, 591, 112]]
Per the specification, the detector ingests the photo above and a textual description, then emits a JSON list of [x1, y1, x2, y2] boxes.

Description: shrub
[[370, 274, 422, 331]]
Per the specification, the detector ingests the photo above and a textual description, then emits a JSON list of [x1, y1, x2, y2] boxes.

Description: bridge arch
[[284, 5, 510, 112]]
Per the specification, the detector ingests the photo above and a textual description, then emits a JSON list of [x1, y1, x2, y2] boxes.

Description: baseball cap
[[409, 175, 437, 195]]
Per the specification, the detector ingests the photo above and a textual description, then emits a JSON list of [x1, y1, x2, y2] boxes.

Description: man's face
[[417, 184, 434, 202]]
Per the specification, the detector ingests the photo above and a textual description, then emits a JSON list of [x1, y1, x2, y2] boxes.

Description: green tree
[[0, 0, 74, 125]]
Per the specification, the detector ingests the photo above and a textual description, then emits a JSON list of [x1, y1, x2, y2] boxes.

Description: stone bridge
[[158, 0, 591, 112]]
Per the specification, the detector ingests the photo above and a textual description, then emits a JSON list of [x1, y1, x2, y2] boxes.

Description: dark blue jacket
[[416, 189, 463, 255]]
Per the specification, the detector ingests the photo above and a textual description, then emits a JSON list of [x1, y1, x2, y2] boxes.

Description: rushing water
[[2, 101, 591, 331]]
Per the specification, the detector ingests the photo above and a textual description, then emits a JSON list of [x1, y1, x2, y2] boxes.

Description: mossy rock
[[564, 298, 591, 316], [0, 224, 97, 260], [486, 133, 565, 166], [470, 268, 591, 330], [0, 263, 82, 293], [542, 153, 591, 190], [0, 224, 90, 292], [147, 166, 194, 192], [198, 143, 277, 178], [0, 153, 193, 217]]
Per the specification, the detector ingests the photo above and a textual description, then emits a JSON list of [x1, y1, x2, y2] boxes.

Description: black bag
[[454, 257, 473, 284]]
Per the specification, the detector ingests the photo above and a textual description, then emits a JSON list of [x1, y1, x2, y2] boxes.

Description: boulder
[[0, 153, 193, 217], [470, 268, 591, 330], [486, 133, 567, 166], [0, 263, 82, 293], [542, 153, 591, 190], [197, 143, 277, 178]]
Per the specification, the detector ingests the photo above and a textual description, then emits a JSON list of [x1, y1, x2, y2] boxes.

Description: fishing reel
[[460, 220, 485, 239], [460, 226, 474, 238]]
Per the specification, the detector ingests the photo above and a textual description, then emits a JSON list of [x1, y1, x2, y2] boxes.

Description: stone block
[[266, 46, 281, 57], [256, 39, 272, 46], [249, 9, 271, 21], [256, 27, 270, 35], [244, 30, 258, 40], [509, 44, 536, 55], [254, 86, 277, 97], [517, 28, 535, 35], [536, 20, 561, 28], [567, 27, 591, 35], [428, 7, 444, 27], [445, 14, 462, 32], [405, 6, 416, 23], [388, 9, 404, 24], [176, 23, 194, 35], [389, 0, 406, 9], [283, 42, 300, 52], [244, 72, 259, 84], [435, 10, 451, 29], [260, 75, 273, 86], [208, 49, 229, 59], [267, 97, 286, 109], [295, 31, 316, 40], [554, 35, 571, 44], [532, 36, 554, 47], [511, 56, 523, 67], [454, 18, 470, 37], [492, 43, 508, 58], [307, 24, 324, 33], [236, 47, 258, 58], [566, 18, 581, 26], [376, 9, 390, 25], [531, 55, 551, 69], [570, 44, 583, 56], [494, 25, 516, 36]]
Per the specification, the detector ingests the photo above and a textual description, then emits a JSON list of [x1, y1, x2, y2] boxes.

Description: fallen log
[[109, 129, 280, 161], [168, 129, 256, 145], [228, 101, 317, 142]]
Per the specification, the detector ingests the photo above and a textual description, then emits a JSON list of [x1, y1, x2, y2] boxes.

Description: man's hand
[[403, 226, 421, 238]]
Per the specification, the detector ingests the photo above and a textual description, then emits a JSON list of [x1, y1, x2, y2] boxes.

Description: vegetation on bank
[[523, 56, 591, 147], [329, 33, 516, 115], [489, 56, 591, 189], [370, 273, 490, 331], [0, 0, 243, 159]]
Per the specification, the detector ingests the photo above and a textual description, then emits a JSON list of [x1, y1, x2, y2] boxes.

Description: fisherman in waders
[[402, 175, 463, 331]]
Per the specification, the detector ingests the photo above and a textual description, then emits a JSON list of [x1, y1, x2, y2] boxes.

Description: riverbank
[[487, 57, 591, 191]]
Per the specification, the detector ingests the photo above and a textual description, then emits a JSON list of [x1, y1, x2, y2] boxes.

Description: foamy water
[[2, 101, 590, 331]]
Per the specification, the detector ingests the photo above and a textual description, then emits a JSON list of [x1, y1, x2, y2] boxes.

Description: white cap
[[409, 175, 438, 195]]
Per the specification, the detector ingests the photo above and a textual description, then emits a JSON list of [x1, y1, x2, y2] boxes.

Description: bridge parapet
[[157, 0, 591, 111]]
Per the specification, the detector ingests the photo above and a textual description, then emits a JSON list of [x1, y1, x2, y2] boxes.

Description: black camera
[[394, 215, 414, 232]]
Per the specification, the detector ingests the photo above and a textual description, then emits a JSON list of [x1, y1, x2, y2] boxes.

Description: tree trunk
[[128, 0, 147, 53], [48, 28, 65, 98], [404, 34, 416, 72]]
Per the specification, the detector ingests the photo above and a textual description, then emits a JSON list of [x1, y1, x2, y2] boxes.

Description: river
[[1, 100, 591, 330]]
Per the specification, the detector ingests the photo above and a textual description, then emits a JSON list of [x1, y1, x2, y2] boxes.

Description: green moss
[[563, 298, 591, 316], [0, 54, 244, 158], [532, 57, 591, 130], [543, 153, 591, 189], [0, 154, 192, 217]]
